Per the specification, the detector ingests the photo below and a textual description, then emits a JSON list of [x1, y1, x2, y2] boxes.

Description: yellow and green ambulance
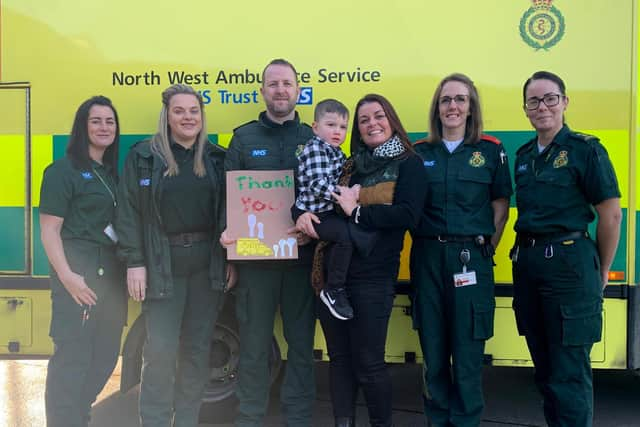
[[1, 0, 638, 411]]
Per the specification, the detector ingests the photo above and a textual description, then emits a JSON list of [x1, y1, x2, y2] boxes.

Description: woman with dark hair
[[116, 84, 230, 426], [40, 95, 126, 427], [411, 73, 512, 426], [512, 71, 621, 427], [296, 94, 427, 426]]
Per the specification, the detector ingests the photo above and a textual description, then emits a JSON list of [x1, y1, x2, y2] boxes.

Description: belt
[[516, 231, 588, 248], [167, 231, 211, 247], [424, 235, 482, 243]]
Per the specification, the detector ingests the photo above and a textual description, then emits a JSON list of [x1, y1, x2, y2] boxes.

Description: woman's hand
[[291, 212, 321, 239], [219, 228, 236, 248], [127, 266, 147, 302], [59, 270, 97, 306], [333, 185, 360, 217]]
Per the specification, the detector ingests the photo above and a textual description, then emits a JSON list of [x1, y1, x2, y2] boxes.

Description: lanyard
[[92, 167, 117, 207]]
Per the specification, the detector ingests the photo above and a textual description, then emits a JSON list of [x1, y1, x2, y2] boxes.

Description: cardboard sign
[[226, 170, 298, 260]]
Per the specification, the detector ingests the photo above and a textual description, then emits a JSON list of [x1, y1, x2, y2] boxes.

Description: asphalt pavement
[[1, 359, 639, 426]]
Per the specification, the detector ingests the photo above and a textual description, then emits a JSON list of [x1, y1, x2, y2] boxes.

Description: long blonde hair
[[150, 84, 208, 177]]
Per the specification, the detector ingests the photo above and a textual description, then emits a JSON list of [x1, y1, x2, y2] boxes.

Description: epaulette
[[516, 139, 536, 155], [480, 133, 501, 145], [413, 137, 430, 146], [568, 131, 598, 143], [208, 143, 227, 156], [233, 119, 259, 133]]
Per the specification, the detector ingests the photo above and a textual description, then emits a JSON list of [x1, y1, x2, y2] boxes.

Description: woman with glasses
[[410, 73, 512, 426], [512, 71, 621, 427]]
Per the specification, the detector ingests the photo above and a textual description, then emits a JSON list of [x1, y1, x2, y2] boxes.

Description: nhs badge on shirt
[[517, 163, 528, 173], [423, 160, 436, 167], [139, 178, 151, 187], [81, 171, 93, 180], [251, 149, 268, 157]]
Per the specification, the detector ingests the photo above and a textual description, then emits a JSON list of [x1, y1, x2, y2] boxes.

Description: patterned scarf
[[372, 134, 406, 158]]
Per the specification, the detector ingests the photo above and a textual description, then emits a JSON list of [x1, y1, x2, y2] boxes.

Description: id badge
[[453, 271, 477, 287], [104, 223, 119, 243]]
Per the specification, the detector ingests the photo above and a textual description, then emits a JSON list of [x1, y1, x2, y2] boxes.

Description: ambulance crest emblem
[[469, 152, 486, 167], [553, 150, 568, 168], [520, 0, 565, 51]]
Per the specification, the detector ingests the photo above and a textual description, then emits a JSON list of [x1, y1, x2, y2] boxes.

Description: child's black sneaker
[[320, 288, 354, 320]]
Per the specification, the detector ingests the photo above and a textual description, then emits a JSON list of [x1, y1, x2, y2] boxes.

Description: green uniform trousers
[[411, 238, 495, 427], [139, 240, 224, 427], [513, 237, 602, 427], [234, 264, 316, 427], [46, 243, 126, 427]]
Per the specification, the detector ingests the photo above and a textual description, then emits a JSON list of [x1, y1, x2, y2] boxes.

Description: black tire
[[198, 299, 283, 423]]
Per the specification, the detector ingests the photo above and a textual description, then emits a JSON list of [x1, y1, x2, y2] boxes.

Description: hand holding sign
[[226, 170, 298, 260]]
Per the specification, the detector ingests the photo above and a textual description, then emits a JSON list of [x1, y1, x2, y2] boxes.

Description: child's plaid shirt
[[295, 136, 346, 213]]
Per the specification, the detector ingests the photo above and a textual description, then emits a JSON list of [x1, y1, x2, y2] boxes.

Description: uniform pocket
[[560, 299, 602, 346], [49, 277, 84, 340], [472, 300, 496, 340]]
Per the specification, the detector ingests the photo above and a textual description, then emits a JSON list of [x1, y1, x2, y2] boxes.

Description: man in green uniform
[[513, 71, 622, 427], [222, 59, 316, 427]]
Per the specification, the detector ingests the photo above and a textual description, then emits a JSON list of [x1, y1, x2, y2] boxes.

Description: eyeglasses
[[525, 93, 563, 110], [439, 94, 468, 106]]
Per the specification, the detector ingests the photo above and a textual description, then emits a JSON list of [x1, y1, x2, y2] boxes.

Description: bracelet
[[354, 205, 361, 224]]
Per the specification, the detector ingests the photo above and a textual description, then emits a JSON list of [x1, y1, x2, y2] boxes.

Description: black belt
[[516, 231, 588, 248], [167, 231, 211, 247], [425, 235, 482, 243]]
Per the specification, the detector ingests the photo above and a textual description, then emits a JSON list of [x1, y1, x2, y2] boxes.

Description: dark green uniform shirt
[[40, 157, 117, 246], [413, 136, 513, 237], [225, 111, 314, 266], [514, 125, 620, 234], [160, 141, 214, 233]]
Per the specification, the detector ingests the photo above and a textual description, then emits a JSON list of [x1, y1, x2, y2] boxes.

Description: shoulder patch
[[569, 131, 598, 143], [516, 137, 538, 155], [233, 119, 259, 133], [413, 138, 430, 146], [480, 133, 501, 145]]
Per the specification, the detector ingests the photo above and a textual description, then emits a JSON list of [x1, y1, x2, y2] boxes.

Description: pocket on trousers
[[560, 300, 603, 346], [472, 300, 496, 340]]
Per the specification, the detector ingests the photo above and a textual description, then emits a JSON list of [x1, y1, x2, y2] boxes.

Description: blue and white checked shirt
[[295, 136, 347, 213]]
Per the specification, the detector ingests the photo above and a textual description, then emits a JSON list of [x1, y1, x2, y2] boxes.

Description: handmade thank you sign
[[226, 170, 298, 260]]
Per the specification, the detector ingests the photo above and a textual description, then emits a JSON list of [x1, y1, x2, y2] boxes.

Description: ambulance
[[1, 0, 638, 412]]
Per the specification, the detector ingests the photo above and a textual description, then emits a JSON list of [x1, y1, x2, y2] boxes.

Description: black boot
[[335, 416, 355, 427]]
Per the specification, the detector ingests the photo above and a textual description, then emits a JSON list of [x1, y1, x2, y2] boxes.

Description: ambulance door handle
[[6, 299, 24, 310]]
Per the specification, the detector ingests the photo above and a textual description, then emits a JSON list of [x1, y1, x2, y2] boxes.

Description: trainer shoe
[[320, 288, 354, 320]]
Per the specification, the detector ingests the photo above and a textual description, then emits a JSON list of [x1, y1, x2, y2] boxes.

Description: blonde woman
[[116, 84, 231, 426]]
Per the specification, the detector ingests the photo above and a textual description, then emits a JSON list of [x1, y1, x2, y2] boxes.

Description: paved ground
[[1, 359, 639, 426]]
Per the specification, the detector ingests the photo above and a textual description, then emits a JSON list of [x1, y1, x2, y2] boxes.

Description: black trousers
[[313, 211, 353, 290], [318, 279, 395, 426], [46, 242, 126, 427]]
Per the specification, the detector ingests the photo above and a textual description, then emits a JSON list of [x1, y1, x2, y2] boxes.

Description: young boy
[[294, 99, 356, 320]]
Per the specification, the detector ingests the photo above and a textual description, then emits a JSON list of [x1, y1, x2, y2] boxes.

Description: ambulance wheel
[[199, 313, 282, 422]]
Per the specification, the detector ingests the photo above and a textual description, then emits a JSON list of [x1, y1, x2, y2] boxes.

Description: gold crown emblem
[[531, 0, 553, 10]]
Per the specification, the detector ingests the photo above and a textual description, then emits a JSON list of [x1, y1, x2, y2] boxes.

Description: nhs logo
[[297, 87, 313, 105], [252, 149, 268, 157]]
